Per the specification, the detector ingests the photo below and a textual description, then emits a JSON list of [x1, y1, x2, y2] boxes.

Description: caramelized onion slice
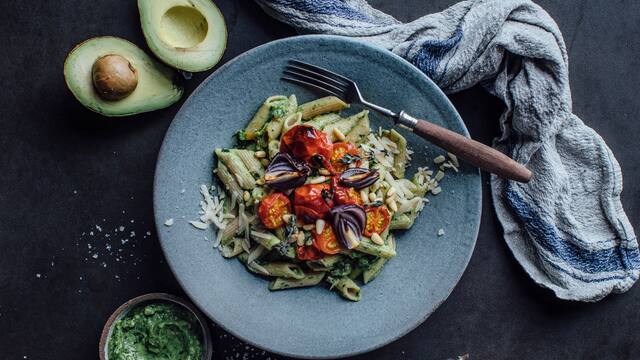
[[264, 153, 311, 190]]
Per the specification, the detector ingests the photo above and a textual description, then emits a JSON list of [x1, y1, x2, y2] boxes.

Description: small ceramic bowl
[[99, 293, 213, 360]]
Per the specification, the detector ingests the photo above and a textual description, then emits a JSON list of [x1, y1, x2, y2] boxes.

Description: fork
[[282, 59, 532, 183]]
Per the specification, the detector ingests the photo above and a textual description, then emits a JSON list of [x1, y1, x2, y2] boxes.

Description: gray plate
[[154, 35, 481, 359]]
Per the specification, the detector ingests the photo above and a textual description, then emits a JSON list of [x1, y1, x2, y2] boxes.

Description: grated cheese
[[189, 221, 208, 230]]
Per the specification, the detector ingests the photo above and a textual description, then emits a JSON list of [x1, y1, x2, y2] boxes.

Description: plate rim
[[153, 34, 482, 359]]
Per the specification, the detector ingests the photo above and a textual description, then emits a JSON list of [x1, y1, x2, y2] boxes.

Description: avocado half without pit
[[138, 0, 227, 72], [64, 37, 183, 116]]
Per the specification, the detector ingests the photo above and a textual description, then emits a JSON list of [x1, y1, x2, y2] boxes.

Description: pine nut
[[344, 228, 360, 247], [256, 178, 265, 185], [307, 176, 327, 184], [386, 198, 398, 212], [316, 219, 325, 234], [368, 192, 377, 202], [243, 191, 251, 202], [332, 128, 346, 142], [369, 182, 377, 192], [254, 150, 266, 159], [318, 168, 331, 176], [260, 159, 270, 167], [302, 224, 315, 231], [360, 190, 369, 204], [447, 152, 459, 167], [370, 232, 384, 245], [296, 233, 305, 246], [434, 155, 446, 164], [386, 187, 396, 197], [282, 214, 293, 224]]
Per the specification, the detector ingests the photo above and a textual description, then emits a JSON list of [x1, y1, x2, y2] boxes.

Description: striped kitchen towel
[[254, 0, 638, 301]]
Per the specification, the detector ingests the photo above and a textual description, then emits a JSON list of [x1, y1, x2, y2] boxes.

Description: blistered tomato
[[258, 193, 292, 229], [293, 184, 333, 222], [363, 205, 391, 237], [280, 125, 333, 166], [330, 142, 360, 172], [312, 225, 341, 255], [331, 177, 363, 206]]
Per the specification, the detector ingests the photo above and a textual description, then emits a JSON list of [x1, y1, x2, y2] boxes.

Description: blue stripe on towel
[[408, 28, 463, 78], [545, 258, 638, 283], [505, 183, 640, 275]]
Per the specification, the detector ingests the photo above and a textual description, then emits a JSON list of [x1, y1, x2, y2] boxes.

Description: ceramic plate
[[154, 35, 481, 359]]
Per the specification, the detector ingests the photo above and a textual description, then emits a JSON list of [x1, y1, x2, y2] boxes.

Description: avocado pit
[[92, 54, 138, 101]]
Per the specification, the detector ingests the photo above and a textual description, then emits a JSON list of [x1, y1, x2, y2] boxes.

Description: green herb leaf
[[338, 153, 361, 165]]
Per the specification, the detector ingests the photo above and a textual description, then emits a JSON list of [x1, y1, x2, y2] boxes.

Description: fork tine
[[283, 69, 347, 96], [288, 59, 354, 85], [285, 64, 349, 90], [281, 76, 343, 99]]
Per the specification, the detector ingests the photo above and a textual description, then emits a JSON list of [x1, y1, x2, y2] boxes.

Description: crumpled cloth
[[254, 0, 638, 301]]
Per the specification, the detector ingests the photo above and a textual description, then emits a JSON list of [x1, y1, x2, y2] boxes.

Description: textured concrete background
[[1, 0, 638, 359]]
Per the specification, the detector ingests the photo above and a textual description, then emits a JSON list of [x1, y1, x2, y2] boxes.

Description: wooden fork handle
[[398, 111, 532, 183]]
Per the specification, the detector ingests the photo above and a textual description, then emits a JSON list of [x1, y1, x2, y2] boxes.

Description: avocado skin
[[138, 0, 227, 72], [64, 36, 183, 117]]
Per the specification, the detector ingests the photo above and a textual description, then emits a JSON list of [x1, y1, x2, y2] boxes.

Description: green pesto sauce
[[108, 302, 203, 360]]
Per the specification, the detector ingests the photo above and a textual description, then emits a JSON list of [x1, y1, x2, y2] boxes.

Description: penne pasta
[[215, 149, 256, 189], [232, 149, 264, 179], [215, 161, 242, 199], [327, 276, 361, 301], [244, 95, 288, 140], [323, 110, 368, 142], [363, 235, 395, 284], [268, 272, 325, 291], [298, 96, 348, 120], [304, 112, 341, 130]]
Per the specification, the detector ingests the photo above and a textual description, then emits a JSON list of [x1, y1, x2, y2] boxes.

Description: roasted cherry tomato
[[330, 142, 360, 172], [293, 184, 333, 222], [331, 177, 363, 206], [280, 125, 333, 166], [363, 205, 391, 237], [312, 224, 341, 255], [258, 193, 292, 229], [296, 245, 324, 260]]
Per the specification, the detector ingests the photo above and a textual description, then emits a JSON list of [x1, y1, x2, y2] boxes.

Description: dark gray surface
[[0, 0, 638, 359]]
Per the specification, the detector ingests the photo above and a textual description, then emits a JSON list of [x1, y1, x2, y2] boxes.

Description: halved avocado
[[64, 36, 183, 117], [138, 0, 227, 72]]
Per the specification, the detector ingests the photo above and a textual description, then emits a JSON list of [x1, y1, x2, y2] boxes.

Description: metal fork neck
[[361, 99, 396, 118], [396, 111, 418, 129]]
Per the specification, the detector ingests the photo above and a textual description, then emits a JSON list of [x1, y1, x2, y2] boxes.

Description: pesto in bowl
[[107, 302, 203, 360]]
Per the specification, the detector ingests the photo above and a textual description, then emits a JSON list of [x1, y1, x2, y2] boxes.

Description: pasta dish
[[207, 95, 450, 301]]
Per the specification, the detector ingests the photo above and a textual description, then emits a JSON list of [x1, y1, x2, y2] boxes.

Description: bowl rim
[[98, 292, 213, 360], [153, 34, 482, 358]]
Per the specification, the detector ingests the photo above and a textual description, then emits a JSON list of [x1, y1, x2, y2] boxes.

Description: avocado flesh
[[138, 0, 227, 72], [64, 37, 183, 117]]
